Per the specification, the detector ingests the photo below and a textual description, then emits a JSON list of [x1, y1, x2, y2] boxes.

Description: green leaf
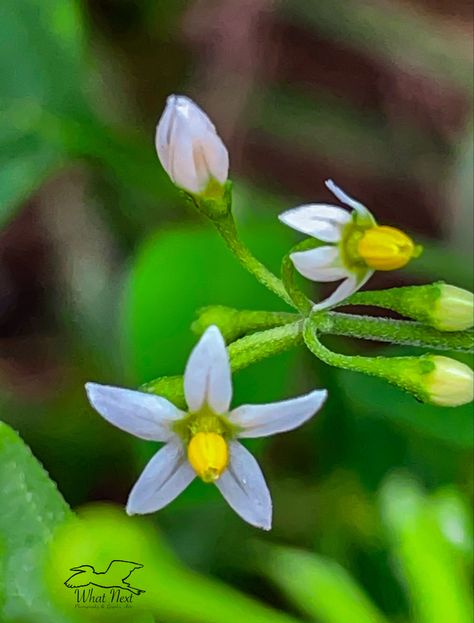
[[381, 475, 473, 623], [47, 504, 303, 623], [337, 368, 474, 449], [0, 0, 85, 226], [259, 544, 389, 623], [0, 128, 64, 228], [0, 422, 72, 623], [0, 0, 84, 111]]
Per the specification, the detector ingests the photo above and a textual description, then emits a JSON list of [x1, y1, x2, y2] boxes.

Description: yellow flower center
[[187, 432, 228, 483], [357, 225, 419, 271]]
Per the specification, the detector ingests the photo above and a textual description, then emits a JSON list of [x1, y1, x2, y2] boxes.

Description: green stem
[[193, 306, 474, 352], [192, 305, 298, 342], [302, 320, 434, 401], [280, 238, 319, 314], [315, 312, 474, 353], [228, 320, 304, 371], [213, 213, 294, 308], [141, 321, 304, 406]]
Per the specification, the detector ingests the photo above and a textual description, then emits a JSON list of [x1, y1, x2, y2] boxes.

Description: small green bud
[[423, 355, 473, 407], [429, 285, 474, 332]]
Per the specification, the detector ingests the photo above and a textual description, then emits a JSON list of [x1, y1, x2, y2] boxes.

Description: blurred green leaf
[[338, 368, 474, 449], [0, 422, 72, 623], [0, 0, 85, 225], [431, 488, 473, 564], [259, 544, 389, 623], [0, 127, 64, 228], [380, 474, 473, 623], [47, 504, 303, 623], [408, 238, 474, 289], [0, 0, 84, 110]]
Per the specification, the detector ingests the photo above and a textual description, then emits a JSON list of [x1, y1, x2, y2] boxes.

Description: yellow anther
[[187, 432, 228, 483], [357, 225, 419, 271]]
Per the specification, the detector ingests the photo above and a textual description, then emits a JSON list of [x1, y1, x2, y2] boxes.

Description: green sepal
[[187, 179, 233, 221]]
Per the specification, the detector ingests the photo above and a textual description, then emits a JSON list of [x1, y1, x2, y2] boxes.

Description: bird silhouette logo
[[64, 560, 145, 596]]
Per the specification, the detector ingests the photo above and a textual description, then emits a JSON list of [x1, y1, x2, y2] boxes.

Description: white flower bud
[[424, 356, 473, 407], [430, 285, 474, 332], [155, 95, 229, 195]]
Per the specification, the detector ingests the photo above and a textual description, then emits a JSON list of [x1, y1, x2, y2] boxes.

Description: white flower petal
[[184, 325, 232, 414], [290, 247, 349, 282], [312, 270, 374, 310], [216, 441, 272, 530], [194, 133, 229, 186], [168, 120, 198, 192], [126, 441, 195, 515], [231, 389, 327, 438], [85, 383, 183, 442], [279, 205, 351, 242], [325, 179, 372, 220], [155, 96, 176, 171]]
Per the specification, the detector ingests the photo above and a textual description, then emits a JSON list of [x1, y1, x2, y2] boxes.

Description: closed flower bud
[[156, 95, 229, 195], [423, 356, 473, 407], [430, 285, 474, 332]]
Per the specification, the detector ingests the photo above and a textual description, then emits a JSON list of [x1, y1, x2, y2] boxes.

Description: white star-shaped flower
[[279, 180, 420, 310], [86, 326, 327, 530]]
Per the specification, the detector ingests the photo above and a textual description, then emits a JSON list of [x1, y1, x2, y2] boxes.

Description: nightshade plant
[[86, 94, 474, 528]]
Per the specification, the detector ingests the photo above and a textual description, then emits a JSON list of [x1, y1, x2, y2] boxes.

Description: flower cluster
[[85, 95, 473, 530]]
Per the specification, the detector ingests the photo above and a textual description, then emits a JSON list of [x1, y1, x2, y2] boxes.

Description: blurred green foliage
[[0, 0, 472, 622]]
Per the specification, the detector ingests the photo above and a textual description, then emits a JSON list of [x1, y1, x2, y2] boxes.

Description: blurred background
[[0, 1, 473, 622]]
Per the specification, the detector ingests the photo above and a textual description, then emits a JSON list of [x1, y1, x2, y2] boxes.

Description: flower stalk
[[303, 319, 473, 406], [312, 312, 474, 352], [192, 306, 474, 353], [212, 212, 294, 307]]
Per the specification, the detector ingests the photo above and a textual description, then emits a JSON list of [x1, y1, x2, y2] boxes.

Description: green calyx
[[188, 179, 233, 220], [338, 213, 375, 273], [172, 408, 239, 445]]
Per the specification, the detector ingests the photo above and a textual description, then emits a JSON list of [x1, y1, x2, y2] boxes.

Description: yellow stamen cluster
[[357, 225, 418, 271], [187, 432, 228, 483]]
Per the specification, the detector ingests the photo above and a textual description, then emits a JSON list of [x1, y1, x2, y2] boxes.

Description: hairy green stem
[[192, 306, 473, 352], [228, 320, 303, 371], [192, 305, 297, 342], [213, 213, 294, 307], [314, 312, 474, 352], [303, 320, 434, 402], [280, 239, 318, 314]]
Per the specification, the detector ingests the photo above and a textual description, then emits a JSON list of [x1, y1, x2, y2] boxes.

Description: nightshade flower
[[86, 326, 327, 530], [155, 95, 229, 195], [279, 180, 421, 310]]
